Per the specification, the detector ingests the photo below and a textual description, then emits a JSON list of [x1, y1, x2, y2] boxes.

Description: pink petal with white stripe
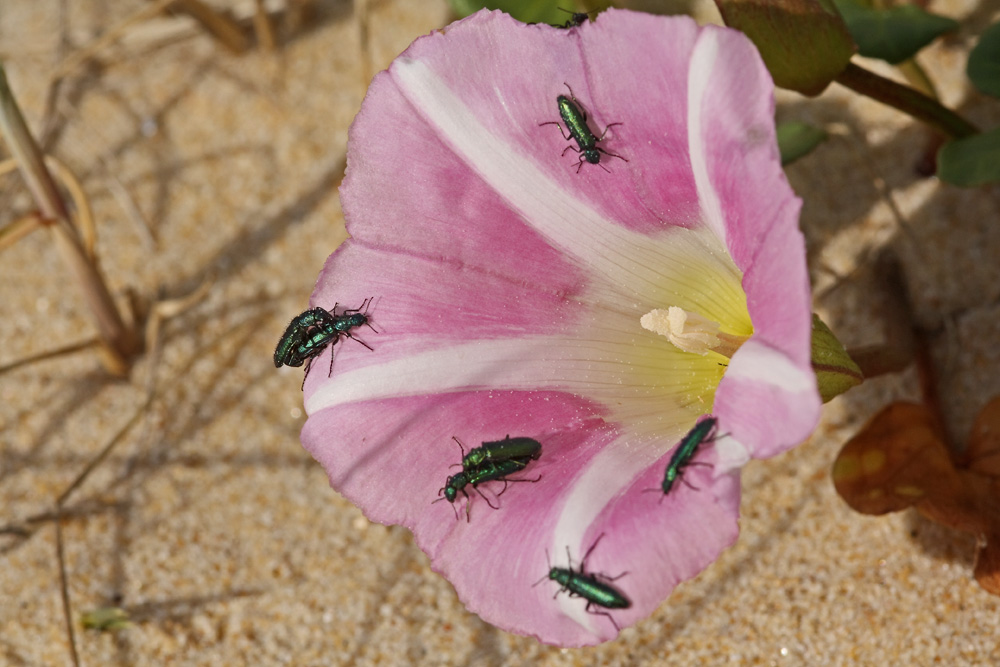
[[298, 8, 819, 646]]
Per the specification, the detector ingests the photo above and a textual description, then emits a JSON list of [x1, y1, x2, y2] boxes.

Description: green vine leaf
[[938, 128, 1000, 187], [968, 22, 1000, 98], [777, 121, 828, 165], [832, 0, 958, 64]]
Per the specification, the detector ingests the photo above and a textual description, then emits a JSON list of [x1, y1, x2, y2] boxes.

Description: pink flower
[[298, 9, 820, 646]]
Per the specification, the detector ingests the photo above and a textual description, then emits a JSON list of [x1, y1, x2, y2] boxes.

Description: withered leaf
[[834, 399, 1000, 596]]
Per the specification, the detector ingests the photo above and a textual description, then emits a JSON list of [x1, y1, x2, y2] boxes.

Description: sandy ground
[[2, 0, 1000, 665]]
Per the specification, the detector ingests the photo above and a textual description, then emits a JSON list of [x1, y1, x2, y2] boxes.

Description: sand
[[2, 1, 999, 664]]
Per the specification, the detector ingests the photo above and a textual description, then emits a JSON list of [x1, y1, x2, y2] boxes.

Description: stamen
[[640, 306, 746, 358]]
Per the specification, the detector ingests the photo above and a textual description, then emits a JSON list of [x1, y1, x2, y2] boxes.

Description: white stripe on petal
[[713, 434, 750, 474], [687, 30, 727, 247], [727, 338, 815, 393], [393, 60, 741, 311], [306, 334, 703, 416], [306, 339, 546, 413], [549, 437, 660, 631]]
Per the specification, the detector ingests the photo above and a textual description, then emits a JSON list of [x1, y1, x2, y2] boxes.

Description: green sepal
[[968, 22, 1000, 99], [811, 314, 863, 403], [937, 127, 1000, 187], [777, 121, 828, 165], [831, 0, 958, 65], [714, 0, 856, 96]]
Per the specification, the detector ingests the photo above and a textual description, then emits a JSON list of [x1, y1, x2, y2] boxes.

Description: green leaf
[[811, 315, 863, 403], [447, 0, 583, 24], [937, 128, 1000, 187], [81, 607, 131, 632], [714, 0, 856, 96], [968, 22, 1000, 98], [832, 0, 958, 65], [777, 121, 828, 165]]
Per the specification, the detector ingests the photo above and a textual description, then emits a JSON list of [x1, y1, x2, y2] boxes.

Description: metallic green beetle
[[539, 84, 627, 173], [647, 416, 719, 499], [273, 298, 377, 388], [539, 534, 631, 631], [454, 435, 542, 471], [437, 455, 540, 521]]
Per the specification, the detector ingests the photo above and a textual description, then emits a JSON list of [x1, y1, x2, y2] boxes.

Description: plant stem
[[174, 0, 249, 53], [0, 63, 138, 373], [834, 61, 978, 140]]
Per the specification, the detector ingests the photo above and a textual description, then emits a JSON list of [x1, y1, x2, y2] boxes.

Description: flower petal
[[301, 7, 819, 646], [301, 389, 739, 646], [682, 18, 820, 457], [716, 215, 820, 459]]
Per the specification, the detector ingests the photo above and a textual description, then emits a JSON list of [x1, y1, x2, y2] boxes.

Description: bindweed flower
[[299, 9, 820, 646]]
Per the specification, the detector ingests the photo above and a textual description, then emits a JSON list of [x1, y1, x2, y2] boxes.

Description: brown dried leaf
[[963, 396, 1000, 544], [966, 396, 1000, 476], [832, 402, 962, 515], [974, 534, 1000, 596], [834, 399, 1000, 597]]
